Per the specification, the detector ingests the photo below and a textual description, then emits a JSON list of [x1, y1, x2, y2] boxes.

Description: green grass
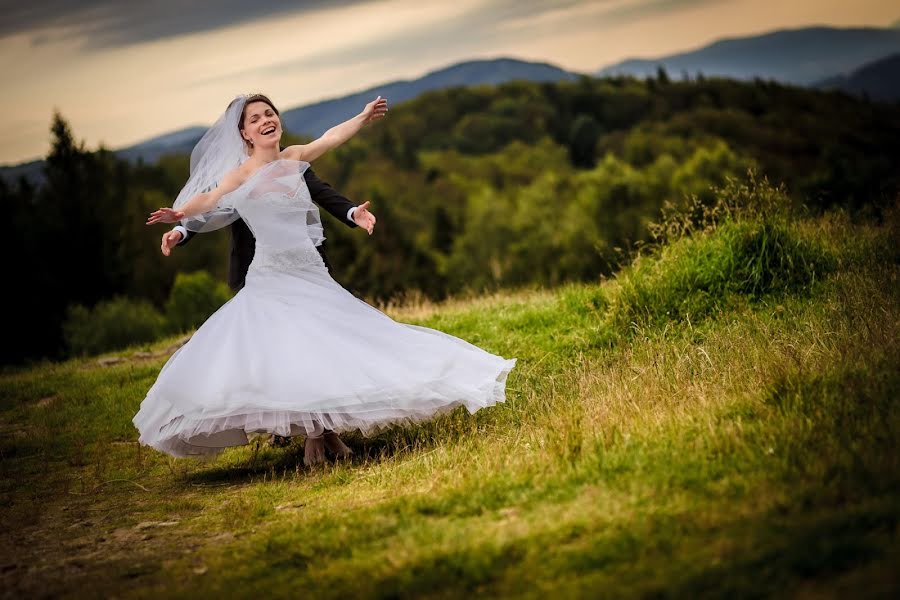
[[608, 217, 833, 334], [1, 207, 898, 598]]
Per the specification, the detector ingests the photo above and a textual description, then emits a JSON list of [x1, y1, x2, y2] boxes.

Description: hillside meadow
[[1, 181, 897, 597]]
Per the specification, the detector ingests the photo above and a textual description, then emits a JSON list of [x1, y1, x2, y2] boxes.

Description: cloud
[[0, 0, 361, 48], [607, 0, 717, 21], [496, 0, 713, 32], [2, 0, 714, 50]]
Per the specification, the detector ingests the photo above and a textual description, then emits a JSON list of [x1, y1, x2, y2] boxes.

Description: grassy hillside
[[1, 184, 898, 597]]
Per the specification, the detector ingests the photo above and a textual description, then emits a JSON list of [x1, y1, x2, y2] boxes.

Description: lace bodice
[[222, 159, 325, 273], [251, 245, 324, 273]]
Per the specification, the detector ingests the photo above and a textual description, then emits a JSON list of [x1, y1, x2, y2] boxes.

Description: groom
[[160, 165, 376, 464]]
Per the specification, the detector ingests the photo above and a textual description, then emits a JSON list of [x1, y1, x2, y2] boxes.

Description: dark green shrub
[[164, 270, 232, 333], [63, 297, 167, 356]]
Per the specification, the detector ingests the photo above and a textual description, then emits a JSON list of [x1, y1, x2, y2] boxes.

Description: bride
[[136, 93, 516, 465]]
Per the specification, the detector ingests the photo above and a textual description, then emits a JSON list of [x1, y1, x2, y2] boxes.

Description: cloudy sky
[[2, 0, 896, 165]]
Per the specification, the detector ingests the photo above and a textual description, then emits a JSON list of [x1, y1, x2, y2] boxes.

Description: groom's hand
[[352, 201, 376, 235], [161, 230, 183, 256]]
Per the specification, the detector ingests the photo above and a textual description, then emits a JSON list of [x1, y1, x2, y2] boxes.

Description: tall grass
[[606, 174, 834, 335]]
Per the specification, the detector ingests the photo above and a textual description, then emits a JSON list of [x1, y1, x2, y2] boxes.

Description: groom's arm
[[159, 224, 191, 256], [173, 225, 194, 246], [304, 167, 358, 228]]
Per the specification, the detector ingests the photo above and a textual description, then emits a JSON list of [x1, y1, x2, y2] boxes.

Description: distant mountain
[[596, 27, 900, 85], [115, 126, 209, 164], [815, 53, 900, 102], [121, 58, 578, 160], [0, 58, 579, 183], [0, 127, 211, 187], [280, 58, 578, 138], [0, 159, 44, 186]]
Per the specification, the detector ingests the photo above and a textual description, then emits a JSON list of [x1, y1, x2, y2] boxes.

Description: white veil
[[173, 95, 249, 232]]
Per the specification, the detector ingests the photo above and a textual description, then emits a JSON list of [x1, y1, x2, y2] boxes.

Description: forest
[[4, 74, 900, 365]]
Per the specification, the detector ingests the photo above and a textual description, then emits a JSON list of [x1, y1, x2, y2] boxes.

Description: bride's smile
[[243, 102, 283, 149]]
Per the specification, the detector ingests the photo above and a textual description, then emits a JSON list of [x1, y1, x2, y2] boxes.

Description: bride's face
[[242, 101, 282, 149]]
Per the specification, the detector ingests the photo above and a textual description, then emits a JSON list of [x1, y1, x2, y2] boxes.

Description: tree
[[568, 114, 601, 168], [656, 65, 670, 84]]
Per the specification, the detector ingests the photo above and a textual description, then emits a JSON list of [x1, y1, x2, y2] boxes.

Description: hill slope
[[2, 192, 897, 596]]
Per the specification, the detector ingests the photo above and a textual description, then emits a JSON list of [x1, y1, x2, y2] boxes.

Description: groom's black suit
[[178, 167, 357, 291]]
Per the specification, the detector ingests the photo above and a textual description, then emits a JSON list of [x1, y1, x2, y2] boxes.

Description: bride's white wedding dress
[[134, 159, 515, 458]]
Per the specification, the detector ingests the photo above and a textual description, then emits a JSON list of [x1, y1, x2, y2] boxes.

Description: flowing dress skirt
[[133, 262, 515, 457]]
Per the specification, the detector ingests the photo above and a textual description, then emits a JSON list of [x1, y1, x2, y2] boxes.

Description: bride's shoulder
[[280, 145, 302, 161], [219, 165, 249, 192]]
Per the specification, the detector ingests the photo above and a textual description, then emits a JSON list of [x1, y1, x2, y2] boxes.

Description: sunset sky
[[2, 0, 897, 165]]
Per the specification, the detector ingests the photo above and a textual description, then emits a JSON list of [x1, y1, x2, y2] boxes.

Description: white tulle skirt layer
[[133, 262, 515, 458]]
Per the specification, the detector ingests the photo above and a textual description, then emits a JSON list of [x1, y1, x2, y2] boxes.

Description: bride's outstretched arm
[[285, 96, 388, 163], [146, 169, 244, 225]]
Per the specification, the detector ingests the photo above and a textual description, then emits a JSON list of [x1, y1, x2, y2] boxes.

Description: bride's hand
[[362, 96, 388, 124], [147, 207, 185, 225]]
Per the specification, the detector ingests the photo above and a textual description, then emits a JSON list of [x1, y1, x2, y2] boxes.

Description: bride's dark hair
[[239, 94, 280, 145]]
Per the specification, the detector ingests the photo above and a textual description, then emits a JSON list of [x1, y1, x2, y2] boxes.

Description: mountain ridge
[[596, 26, 900, 84], [278, 57, 578, 141], [815, 52, 900, 101]]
